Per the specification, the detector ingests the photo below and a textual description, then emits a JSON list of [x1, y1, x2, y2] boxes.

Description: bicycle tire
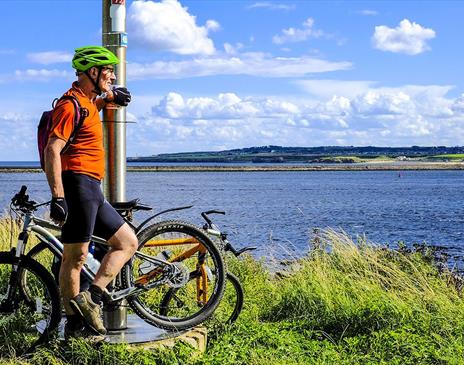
[[160, 271, 244, 324], [0, 251, 61, 355], [121, 220, 226, 331], [25, 241, 61, 284]]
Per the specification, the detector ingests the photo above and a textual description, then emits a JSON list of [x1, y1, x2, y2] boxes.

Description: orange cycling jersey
[[49, 82, 105, 180]]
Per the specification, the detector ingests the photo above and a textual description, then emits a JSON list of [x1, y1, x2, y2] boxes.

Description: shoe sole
[[69, 298, 107, 336]]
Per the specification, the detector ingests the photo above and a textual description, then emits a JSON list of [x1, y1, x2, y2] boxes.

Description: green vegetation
[[128, 145, 464, 163], [316, 156, 365, 163], [428, 154, 464, 162], [316, 155, 395, 163], [1, 219, 464, 364]]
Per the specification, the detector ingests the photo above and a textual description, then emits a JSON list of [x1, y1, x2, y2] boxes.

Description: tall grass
[[266, 230, 463, 335], [0, 219, 463, 364], [0, 217, 20, 252]]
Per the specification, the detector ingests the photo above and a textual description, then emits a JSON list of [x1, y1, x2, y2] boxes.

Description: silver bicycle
[[0, 186, 226, 354]]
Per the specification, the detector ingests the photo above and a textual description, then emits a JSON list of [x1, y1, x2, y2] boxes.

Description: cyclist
[[44, 46, 137, 339]]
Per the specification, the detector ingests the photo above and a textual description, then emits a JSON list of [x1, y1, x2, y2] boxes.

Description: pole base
[[57, 314, 207, 351]]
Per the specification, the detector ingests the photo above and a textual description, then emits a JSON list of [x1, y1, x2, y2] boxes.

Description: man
[[44, 46, 138, 339]]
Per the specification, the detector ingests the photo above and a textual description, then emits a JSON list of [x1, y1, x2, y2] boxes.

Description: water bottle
[[139, 250, 171, 275], [85, 242, 101, 273], [89, 241, 95, 255]]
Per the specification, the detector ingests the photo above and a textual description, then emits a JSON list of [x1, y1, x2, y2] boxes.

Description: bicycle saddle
[[111, 199, 152, 211]]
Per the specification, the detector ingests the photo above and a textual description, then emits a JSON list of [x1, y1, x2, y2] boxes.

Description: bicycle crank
[[166, 262, 189, 288]]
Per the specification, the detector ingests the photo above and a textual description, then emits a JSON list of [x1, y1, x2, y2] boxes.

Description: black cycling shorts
[[61, 171, 125, 244]]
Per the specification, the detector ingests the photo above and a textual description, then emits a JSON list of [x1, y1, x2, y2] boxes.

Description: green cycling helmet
[[72, 46, 119, 72]]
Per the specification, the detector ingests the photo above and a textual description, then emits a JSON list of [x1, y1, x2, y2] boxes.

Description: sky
[[1, 0, 464, 160]]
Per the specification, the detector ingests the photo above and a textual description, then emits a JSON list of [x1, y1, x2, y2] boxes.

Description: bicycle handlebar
[[11, 185, 35, 209], [201, 210, 225, 228], [11, 185, 27, 204], [225, 243, 257, 257], [11, 185, 49, 212], [201, 209, 257, 257]]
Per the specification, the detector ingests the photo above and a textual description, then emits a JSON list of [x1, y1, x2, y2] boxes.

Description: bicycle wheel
[[25, 241, 60, 284], [121, 220, 226, 330], [0, 251, 61, 355], [160, 272, 244, 325]]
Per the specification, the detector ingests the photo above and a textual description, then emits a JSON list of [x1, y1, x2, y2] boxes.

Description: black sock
[[89, 284, 103, 305], [66, 314, 83, 330]]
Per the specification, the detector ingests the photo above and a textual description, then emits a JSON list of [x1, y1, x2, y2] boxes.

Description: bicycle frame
[[26, 216, 101, 282], [17, 212, 213, 304], [137, 238, 209, 304], [12, 214, 156, 301]]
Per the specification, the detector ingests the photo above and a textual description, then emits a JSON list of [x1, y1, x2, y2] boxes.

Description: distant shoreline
[[1, 162, 463, 173]]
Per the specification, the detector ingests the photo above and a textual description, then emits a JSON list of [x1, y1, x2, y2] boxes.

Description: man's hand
[[110, 87, 131, 107], [50, 197, 68, 225]]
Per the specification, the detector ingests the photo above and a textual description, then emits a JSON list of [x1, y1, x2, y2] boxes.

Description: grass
[[317, 155, 395, 164], [428, 154, 464, 161], [1, 218, 463, 364], [317, 156, 365, 163]]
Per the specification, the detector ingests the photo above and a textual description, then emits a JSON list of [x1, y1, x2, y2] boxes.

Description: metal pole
[[102, 0, 127, 202], [102, 0, 128, 331]]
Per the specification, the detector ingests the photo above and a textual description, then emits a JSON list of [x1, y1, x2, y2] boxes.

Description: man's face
[[98, 66, 116, 92]]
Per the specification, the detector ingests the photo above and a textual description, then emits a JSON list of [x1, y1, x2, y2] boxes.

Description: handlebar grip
[[11, 185, 27, 203], [201, 210, 226, 225], [19, 185, 27, 196], [203, 210, 225, 215], [224, 242, 257, 257]]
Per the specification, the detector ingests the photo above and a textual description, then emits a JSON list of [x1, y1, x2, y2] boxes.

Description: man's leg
[[69, 222, 137, 335], [92, 222, 138, 290], [59, 242, 88, 333], [60, 242, 89, 313]]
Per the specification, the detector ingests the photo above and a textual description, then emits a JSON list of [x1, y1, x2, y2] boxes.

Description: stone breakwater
[[1, 162, 463, 173]]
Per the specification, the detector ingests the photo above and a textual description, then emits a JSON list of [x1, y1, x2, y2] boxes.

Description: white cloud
[[451, 94, 464, 112], [372, 19, 436, 55], [273, 18, 323, 44], [153, 92, 280, 120], [27, 51, 72, 65], [352, 91, 415, 115], [128, 53, 352, 79], [206, 20, 221, 32], [14, 69, 73, 81], [4, 51, 352, 83], [123, 87, 464, 156], [127, 0, 218, 55], [357, 10, 378, 16], [4, 87, 464, 159], [247, 2, 296, 11], [0, 112, 36, 160], [295, 79, 375, 99], [223, 43, 244, 55], [0, 49, 16, 55]]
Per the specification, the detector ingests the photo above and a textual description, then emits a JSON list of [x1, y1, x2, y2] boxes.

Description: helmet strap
[[84, 67, 103, 95]]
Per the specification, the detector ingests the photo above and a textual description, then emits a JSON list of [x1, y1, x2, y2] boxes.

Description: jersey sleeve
[[49, 100, 75, 142]]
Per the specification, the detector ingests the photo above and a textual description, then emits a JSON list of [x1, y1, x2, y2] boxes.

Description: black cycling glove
[[111, 87, 131, 107], [50, 197, 68, 223]]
